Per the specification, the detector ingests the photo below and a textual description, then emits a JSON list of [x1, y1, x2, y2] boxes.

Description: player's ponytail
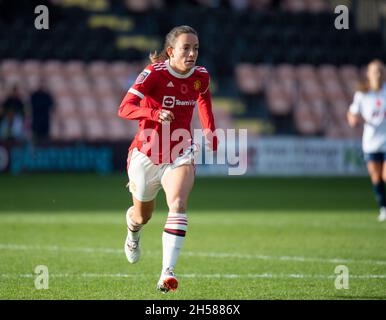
[[149, 25, 198, 64], [356, 82, 370, 93], [149, 49, 169, 64]]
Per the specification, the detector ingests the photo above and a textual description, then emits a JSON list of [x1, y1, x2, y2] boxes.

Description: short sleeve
[[349, 91, 363, 115], [199, 71, 210, 95], [127, 66, 155, 99]]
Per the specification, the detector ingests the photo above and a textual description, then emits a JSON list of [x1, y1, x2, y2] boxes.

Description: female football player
[[118, 25, 218, 292], [347, 59, 386, 222]]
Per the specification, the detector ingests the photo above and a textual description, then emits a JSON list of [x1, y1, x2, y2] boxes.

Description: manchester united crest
[[194, 80, 201, 91]]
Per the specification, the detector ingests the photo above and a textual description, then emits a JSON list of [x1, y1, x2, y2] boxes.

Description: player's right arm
[[347, 91, 363, 127], [118, 67, 173, 123], [118, 67, 158, 121]]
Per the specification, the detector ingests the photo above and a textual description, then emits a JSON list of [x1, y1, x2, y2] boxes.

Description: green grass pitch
[[0, 174, 385, 300]]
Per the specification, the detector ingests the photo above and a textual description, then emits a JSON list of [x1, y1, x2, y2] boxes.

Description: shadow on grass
[[0, 174, 375, 213]]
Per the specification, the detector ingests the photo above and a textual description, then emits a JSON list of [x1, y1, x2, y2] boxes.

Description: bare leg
[[156, 164, 195, 292], [162, 164, 195, 213], [124, 197, 155, 264], [367, 161, 382, 184], [381, 161, 386, 183], [130, 196, 156, 225], [161, 165, 194, 271]]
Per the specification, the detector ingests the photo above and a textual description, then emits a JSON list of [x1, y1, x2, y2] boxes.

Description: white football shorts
[[127, 145, 198, 202]]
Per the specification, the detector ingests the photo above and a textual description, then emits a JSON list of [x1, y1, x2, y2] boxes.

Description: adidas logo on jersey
[[167, 81, 174, 87]]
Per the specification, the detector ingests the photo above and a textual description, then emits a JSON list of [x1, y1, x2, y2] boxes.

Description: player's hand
[[347, 111, 362, 127], [158, 109, 174, 123]]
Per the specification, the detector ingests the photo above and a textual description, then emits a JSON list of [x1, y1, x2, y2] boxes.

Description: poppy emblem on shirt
[[180, 84, 188, 94], [376, 99, 382, 108], [193, 80, 201, 91]]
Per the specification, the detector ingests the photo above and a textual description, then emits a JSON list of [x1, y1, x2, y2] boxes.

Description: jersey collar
[[165, 59, 195, 79]]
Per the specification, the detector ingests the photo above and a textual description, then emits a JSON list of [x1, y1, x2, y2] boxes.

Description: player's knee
[[132, 208, 153, 224], [135, 214, 152, 225], [168, 198, 186, 213], [371, 174, 382, 184]]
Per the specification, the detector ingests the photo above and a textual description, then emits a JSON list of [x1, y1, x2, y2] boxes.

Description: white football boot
[[378, 207, 386, 222], [157, 268, 178, 293], [124, 208, 141, 263], [124, 235, 141, 263]]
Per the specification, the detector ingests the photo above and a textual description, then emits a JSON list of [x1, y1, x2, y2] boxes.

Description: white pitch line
[[1, 243, 386, 266], [0, 244, 120, 254], [1, 273, 386, 280], [181, 251, 386, 266]]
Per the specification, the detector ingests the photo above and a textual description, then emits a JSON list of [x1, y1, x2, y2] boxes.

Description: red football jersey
[[118, 59, 217, 164]]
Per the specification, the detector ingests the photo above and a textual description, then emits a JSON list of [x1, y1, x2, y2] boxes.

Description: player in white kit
[[347, 59, 386, 221]]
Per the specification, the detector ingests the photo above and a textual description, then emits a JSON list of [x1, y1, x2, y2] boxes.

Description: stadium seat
[[84, 117, 106, 141], [0, 0, 383, 143], [266, 82, 293, 116], [235, 63, 261, 95], [62, 117, 84, 140], [233, 63, 370, 138], [293, 100, 322, 135]]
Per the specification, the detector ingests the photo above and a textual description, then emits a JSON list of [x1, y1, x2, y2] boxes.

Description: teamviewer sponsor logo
[[176, 100, 196, 106], [162, 96, 175, 108]]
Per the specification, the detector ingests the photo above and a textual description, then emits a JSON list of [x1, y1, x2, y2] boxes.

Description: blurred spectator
[[29, 82, 55, 142], [2, 85, 25, 118], [0, 108, 25, 141], [0, 84, 26, 141]]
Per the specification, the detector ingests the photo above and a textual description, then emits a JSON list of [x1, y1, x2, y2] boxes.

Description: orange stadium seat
[[235, 63, 261, 95], [61, 117, 84, 140], [266, 81, 293, 116], [65, 61, 86, 77], [282, 0, 307, 12], [0, 59, 368, 141], [232, 62, 369, 137], [99, 96, 120, 118], [88, 61, 108, 78], [78, 96, 100, 118], [0, 59, 20, 76], [84, 117, 106, 141], [21, 60, 42, 77], [42, 60, 63, 76], [109, 118, 138, 140], [306, 0, 330, 13], [294, 100, 322, 135]]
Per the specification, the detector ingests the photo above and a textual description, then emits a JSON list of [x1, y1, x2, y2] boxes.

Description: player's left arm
[[197, 78, 218, 151], [347, 91, 363, 127], [347, 112, 362, 127]]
